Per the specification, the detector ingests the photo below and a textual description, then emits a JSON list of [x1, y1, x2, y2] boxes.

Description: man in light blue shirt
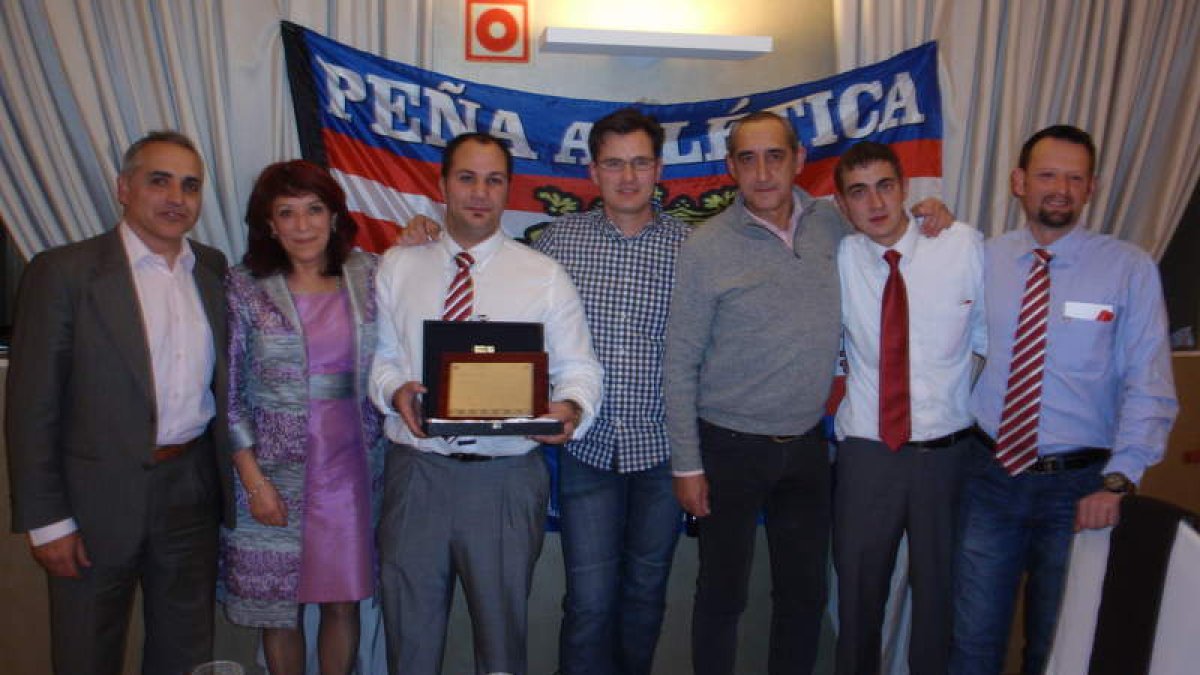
[[952, 125, 1178, 675]]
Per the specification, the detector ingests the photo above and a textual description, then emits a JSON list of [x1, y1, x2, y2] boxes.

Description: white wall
[[420, 0, 836, 102]]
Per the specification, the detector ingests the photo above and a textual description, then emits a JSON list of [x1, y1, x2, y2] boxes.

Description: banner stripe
[[283, 22, 945, 252], [327, 128, 943, 209]]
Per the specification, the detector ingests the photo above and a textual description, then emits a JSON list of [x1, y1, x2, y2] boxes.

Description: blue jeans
[[557, 451, 682, 675], [950, 445, 1103, 675]]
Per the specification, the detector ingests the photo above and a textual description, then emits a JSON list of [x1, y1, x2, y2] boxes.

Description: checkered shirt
[[534, 208, 692, 473]]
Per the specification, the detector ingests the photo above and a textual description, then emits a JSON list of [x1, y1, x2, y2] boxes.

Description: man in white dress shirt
[[369, 131, 603, 675], [830, 141, 985, 675]]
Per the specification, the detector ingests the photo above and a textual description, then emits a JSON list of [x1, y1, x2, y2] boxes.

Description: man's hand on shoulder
[[394, 215, 443, 248], [912, 197, 954, 237], [673, 474, 711, 517], [1075, 490, 1123, 531], [30, 531, 91, 578]]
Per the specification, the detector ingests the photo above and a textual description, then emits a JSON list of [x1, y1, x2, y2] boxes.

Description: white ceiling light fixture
[[539, 26, 772, 60]]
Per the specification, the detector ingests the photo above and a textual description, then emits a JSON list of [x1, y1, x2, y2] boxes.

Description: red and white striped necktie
[[442, 251, 475, 321], [994, 248, 1053, 475]]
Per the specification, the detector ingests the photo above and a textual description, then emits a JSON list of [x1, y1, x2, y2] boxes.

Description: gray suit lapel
[[192, 251, 226, 347], [89, 230, 155, 405]]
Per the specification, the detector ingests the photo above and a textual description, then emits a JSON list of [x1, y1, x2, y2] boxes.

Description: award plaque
[[438, 351, 548, 418], [421, 320, 564, 436]]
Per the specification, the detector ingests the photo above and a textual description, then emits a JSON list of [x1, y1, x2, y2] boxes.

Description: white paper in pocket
[[1063, 301, 1115, 322]]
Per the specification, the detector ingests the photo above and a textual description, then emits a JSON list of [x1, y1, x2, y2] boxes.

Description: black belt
[[903, 427, 973, 449], [972, 426, 1110, 474], [1025, 449, 1110, 473], [446, 452, 494, 462], [698, 418, 823, 444]]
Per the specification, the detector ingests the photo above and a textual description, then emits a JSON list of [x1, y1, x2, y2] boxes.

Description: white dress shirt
[[370, 229, 603, 457], [835, 218, 986, 442], [29, 223, 216, 545], [121, 223, 217, 445]]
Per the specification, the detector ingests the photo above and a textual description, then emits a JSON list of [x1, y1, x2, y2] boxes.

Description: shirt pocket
[[915, 298, 974, 363], [1051, 305, 1119, 373]]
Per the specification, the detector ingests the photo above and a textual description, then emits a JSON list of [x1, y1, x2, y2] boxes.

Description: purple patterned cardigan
[[218, 250, 384, 628]]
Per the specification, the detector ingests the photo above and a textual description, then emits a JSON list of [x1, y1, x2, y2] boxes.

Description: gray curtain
[[7, 1, 1195, 262], [0, 0, 426, 262], [835, 0, 1200, 258]]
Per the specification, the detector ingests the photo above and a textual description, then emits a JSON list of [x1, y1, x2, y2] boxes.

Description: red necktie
[[443, 251, 474, 321], [879, 249, 910, 451], [994, 248, 1053, 475]]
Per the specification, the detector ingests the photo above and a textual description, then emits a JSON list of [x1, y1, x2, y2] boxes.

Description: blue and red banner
[[282, 22, 943, 252]]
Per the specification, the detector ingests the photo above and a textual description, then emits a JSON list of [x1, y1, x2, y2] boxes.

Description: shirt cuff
[[671, 469, 705, 478], [29, 518, 78, 547], [372, 373, 409, 416], [551, 386, 599, 439], [1102, 456, 1147, 485], [230, 422, 256, 453]]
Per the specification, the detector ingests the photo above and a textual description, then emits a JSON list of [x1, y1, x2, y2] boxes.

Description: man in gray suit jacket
[[5, 131, 234, 674]]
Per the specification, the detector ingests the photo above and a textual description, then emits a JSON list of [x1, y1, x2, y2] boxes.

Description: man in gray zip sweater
[[665, 110, 851, 675]]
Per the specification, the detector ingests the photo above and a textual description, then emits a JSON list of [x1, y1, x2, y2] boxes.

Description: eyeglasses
[[595, 157, 658, 173]]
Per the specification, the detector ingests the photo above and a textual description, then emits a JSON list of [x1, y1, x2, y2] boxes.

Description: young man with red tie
[[831, 141, 986, 675]]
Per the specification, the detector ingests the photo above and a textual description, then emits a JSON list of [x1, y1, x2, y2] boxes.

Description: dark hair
[[121, 130, 201, 176], [834, 141, 904, 193], [588, 107, 665, 159], [726, 110, 799, 155], [1018, 125, 1096, 174], [242, 160, 356, 277], [441, 132, 514, 179]]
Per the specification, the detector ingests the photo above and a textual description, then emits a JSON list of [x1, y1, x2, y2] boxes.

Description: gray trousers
[[379, 445, 549, 675], [47, 440, 219, 675], [832, 435, 969, 675]]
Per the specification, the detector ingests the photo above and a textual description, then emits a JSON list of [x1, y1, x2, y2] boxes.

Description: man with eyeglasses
[[532, 107, 691, 675]]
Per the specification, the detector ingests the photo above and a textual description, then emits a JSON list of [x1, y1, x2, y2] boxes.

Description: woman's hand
[[247, 480, 288, 527], [233, 447, 288, 527]]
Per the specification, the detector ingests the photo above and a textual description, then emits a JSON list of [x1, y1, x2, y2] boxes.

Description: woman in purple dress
[[219, 160, 384, 674]]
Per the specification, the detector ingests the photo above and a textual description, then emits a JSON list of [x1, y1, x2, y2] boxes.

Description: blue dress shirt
[[971, 225, 1178, 483]]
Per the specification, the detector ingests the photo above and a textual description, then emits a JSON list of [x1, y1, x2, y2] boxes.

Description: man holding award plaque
[[369, 132, 603, 675]]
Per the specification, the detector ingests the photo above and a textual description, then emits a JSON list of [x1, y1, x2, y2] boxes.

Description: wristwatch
[[1101, 472, 1136, 495]]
